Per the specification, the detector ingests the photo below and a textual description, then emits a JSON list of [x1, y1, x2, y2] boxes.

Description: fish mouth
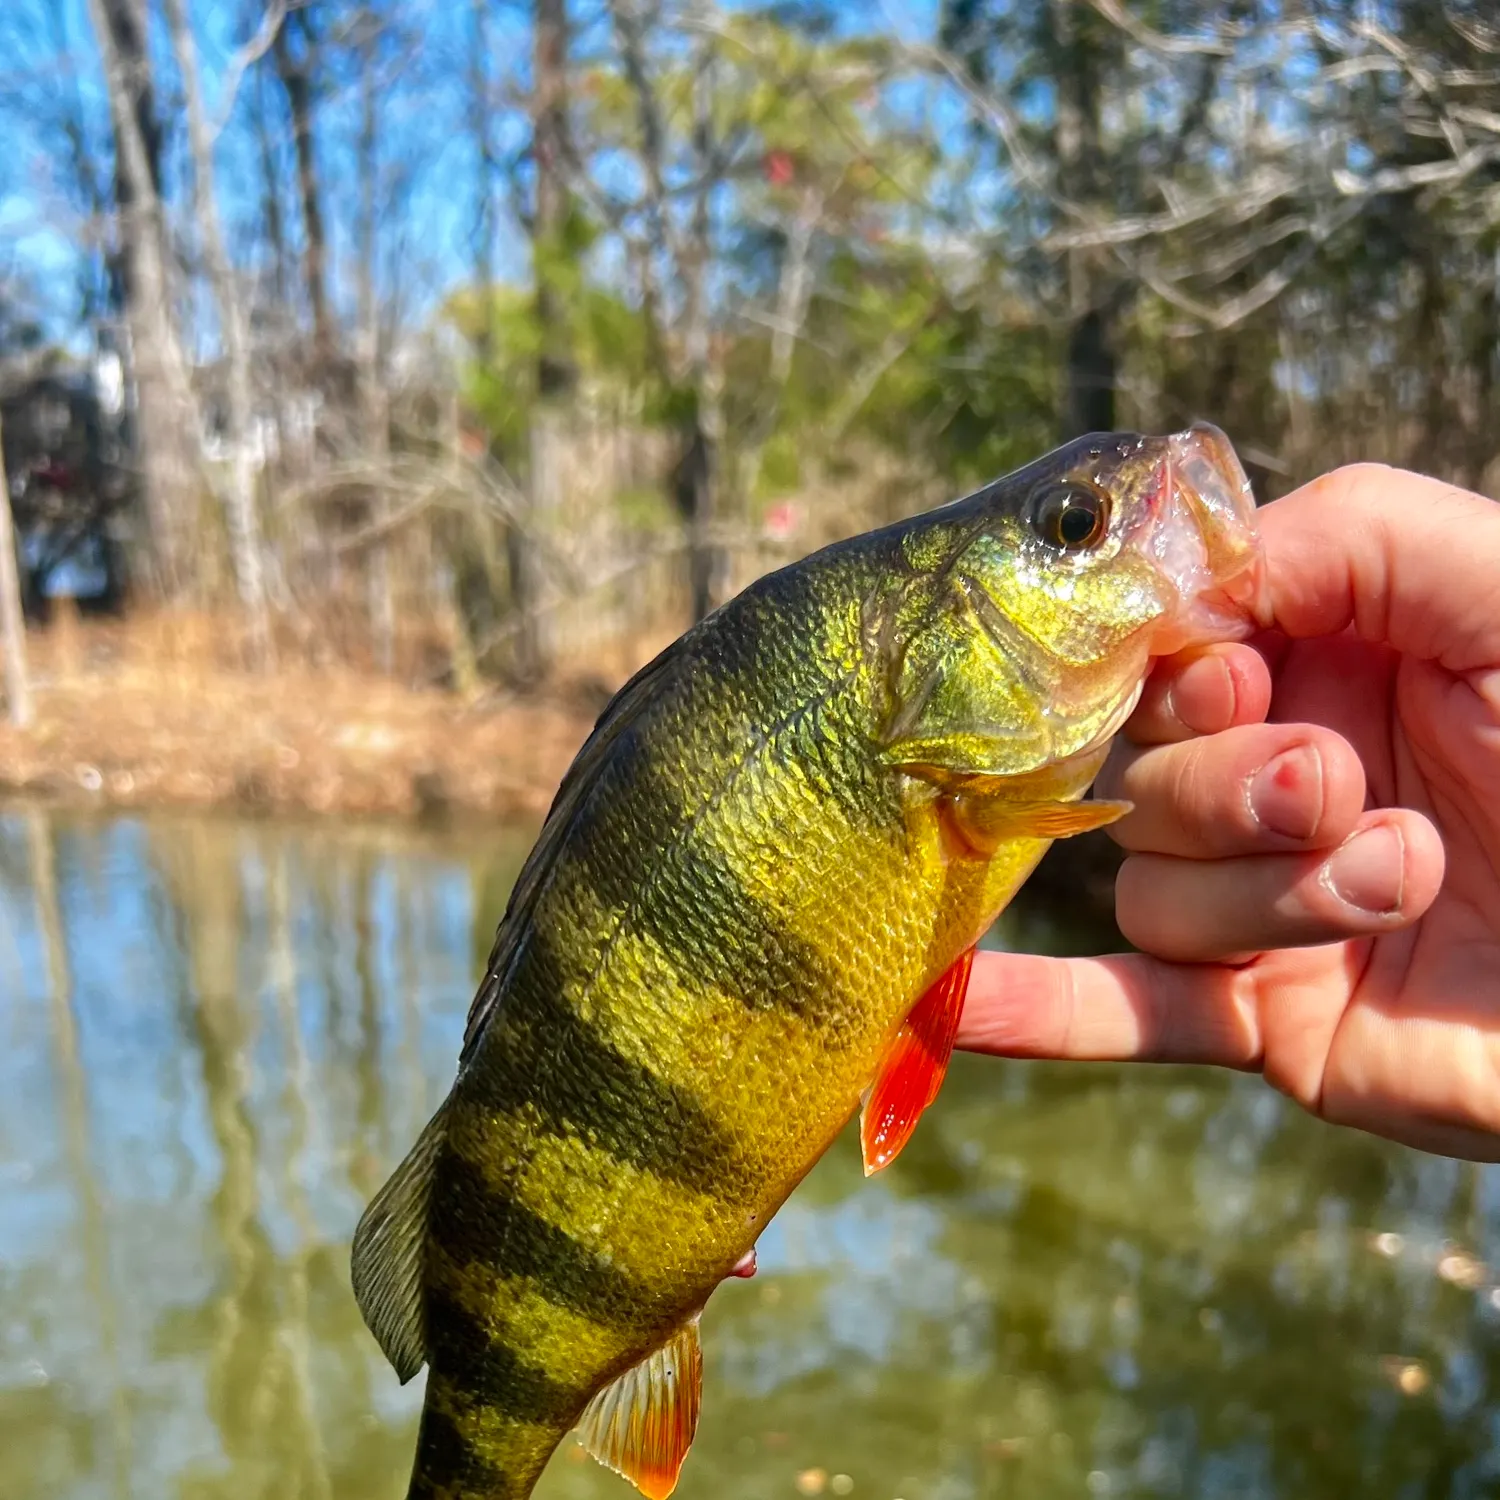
[[1135, 422, 1265, 657]]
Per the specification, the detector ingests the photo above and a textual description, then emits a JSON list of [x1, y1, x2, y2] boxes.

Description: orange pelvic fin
[[575, 1316, 703, 1500], [860, 945, 976, 1177]]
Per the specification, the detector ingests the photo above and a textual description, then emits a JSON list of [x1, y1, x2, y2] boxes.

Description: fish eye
[[1028, 481, 1110, 552]]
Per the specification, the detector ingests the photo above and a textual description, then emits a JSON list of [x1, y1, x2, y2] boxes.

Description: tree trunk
[[0, 407, 33, 727], [674, 426, 715, 624], [736, 188, 819, 505], [533, 0, 575, 404], [1064, 306, 1116, 435], [252, 68, 290, 311], [682, 34, 724, 621], [273, 12, 333, 374], [356, 17, 394, 675], [163, 0, 274, 669], [464, 0, 507, 684], [518, 0, 577, 684], [1050, 0, 1115, 438], [89, 0, 201, 599], [250, 64, 297, 509]]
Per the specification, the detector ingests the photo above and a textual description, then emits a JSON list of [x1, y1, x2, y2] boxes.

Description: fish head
[[884, 423, 1264, 780]]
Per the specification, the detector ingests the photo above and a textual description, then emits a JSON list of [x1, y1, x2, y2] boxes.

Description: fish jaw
[[1133, 422, 1266, 658]]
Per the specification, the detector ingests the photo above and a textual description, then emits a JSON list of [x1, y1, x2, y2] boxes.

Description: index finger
[[1259, 464, 1500, 671]]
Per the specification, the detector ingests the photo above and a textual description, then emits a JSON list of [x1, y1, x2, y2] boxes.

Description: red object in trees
[[763, 150, 795, 187]]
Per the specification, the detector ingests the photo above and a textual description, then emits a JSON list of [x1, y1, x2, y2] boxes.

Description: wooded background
[[1, 0, 1497, 707]]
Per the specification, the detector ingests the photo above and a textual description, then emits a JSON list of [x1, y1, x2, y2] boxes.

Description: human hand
[[959, 464, 1500, 1160]]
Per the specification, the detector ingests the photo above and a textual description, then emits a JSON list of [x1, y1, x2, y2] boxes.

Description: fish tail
[[404, 1368, 566, 1500]]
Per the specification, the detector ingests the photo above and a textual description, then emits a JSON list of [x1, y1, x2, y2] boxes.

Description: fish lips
[[1131, 422, 1267, 658]]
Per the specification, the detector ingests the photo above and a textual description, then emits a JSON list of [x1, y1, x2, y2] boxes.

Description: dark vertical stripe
[[464, 927, 748, 1195], [428, 1149, 656, 1329], [577, 790, 838, 1023], [423, 1290, 595, 1423], [534, 559, 867, 1027]]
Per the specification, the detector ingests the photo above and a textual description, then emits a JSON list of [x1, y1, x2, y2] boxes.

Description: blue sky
[[1, 0, 534, 344], [0, 0, 944, 350]]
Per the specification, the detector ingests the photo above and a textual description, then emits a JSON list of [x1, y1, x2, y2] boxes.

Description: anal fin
[[861, 945, 975, 1176], [576, 1317, 703, 1500]]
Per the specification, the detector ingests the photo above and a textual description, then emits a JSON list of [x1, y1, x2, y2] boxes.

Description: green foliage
[[450, 0, 1500, 526], [448, 274, 662, 460], [532, 200, 600, 315], [754, 429, 802, 498], [615, 483, 676, 531]]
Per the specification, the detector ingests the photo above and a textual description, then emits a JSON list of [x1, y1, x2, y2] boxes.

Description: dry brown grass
[[0, 606, 676, 823]]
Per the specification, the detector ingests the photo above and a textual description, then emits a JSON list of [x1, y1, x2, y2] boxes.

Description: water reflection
[[2, 805, 1500, 1499]]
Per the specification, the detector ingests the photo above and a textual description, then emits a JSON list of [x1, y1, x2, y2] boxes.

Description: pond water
[[2, 804, 1500, 1500]]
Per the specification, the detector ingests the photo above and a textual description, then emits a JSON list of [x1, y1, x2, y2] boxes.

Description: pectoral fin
[[576, 1318, 703, 1500], [945, 795, 1132, 856], [861, 946, 976, 1176]]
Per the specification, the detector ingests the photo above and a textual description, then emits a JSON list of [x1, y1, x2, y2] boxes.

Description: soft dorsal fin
[[861, 946, 975, 1176], [576, 1317, 703, 1500], [460, 644, 684, 1067], [350, 1103, 449, 1382]]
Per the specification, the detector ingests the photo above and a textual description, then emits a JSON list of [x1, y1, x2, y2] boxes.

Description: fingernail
[[1249, 745, 1323, 841], [1326, 824, 1405, 915]]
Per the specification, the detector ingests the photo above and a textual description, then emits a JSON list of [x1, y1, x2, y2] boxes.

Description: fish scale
[[352, 425, 1263, 1500]]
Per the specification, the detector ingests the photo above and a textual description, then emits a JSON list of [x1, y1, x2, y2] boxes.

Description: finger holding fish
[[1114, 808, 1443, 962], [955, 949, 1268, 1067], [1123, 640, 1273, 745], [1099, 720, 1367, 860]]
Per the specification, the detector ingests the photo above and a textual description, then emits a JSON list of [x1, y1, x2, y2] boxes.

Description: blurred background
[[3, 3, 1500, 1498]]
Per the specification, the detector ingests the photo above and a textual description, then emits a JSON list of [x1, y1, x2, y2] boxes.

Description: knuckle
[[1109, 739, 1223, 853], [1166, 739, 1228, 851], [1050, 960, 1082, 1058], [1311, 462, 1397, 509]]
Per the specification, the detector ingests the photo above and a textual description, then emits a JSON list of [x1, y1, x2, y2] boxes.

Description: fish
[[352, 423, 1263, 1500]]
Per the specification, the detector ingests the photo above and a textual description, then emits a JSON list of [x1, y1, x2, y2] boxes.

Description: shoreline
[[0, 614, 615, 828]]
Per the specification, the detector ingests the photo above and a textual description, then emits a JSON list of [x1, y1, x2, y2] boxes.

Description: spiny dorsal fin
[[350, 1103, 448, 1382], [576, 1317, 703, 1500]]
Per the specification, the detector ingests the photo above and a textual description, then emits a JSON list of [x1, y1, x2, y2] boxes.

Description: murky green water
[[3, 806, 1500, 1500]]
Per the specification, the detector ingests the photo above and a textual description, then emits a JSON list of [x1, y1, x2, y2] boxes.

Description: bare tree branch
[[1086, 0, 1237, 58], [210, 0, 292, 144]]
